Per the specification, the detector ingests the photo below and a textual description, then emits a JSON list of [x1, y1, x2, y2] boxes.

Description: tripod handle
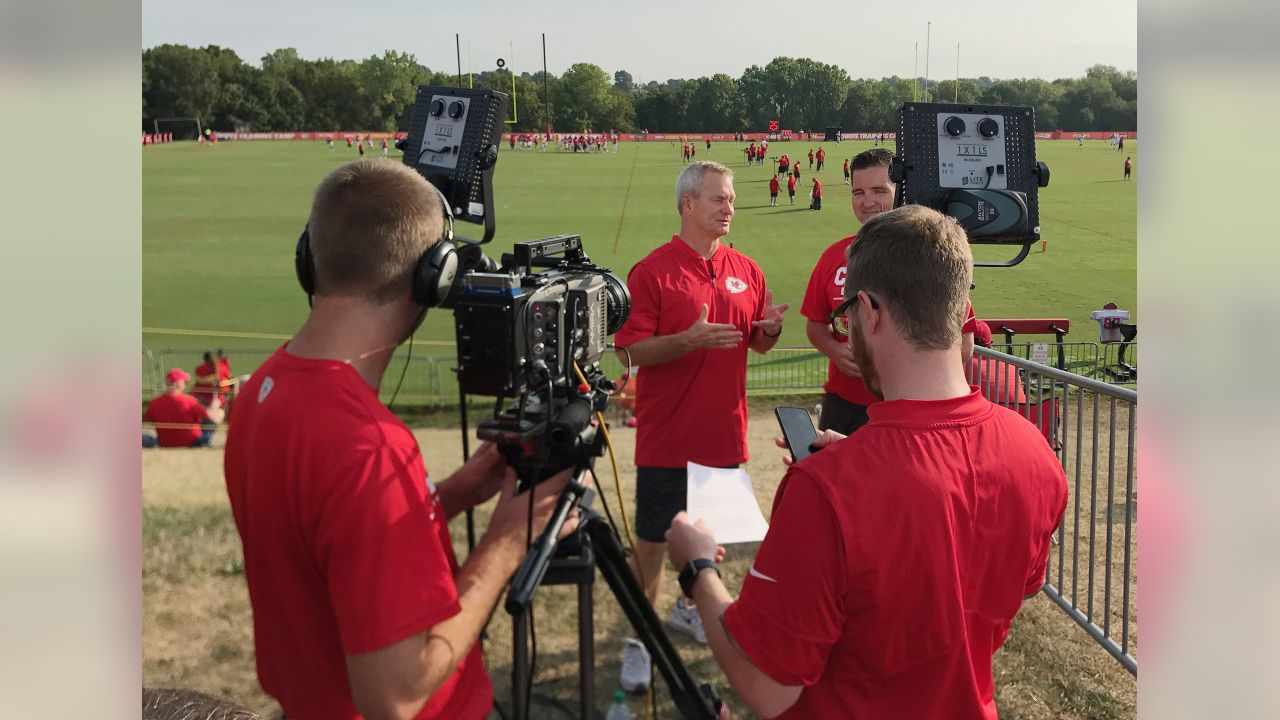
[[504, 472, 589, 615]]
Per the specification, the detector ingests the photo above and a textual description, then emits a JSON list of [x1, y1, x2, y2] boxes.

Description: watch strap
[[679, 558, 720, 598]]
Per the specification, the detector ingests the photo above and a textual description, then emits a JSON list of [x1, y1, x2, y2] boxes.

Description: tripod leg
[[578, 578, 595, 718], [512, 609, 529, 720], [584, 513, 721, 720]]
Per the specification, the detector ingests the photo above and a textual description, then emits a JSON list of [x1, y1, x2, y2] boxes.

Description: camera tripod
[[504, 462, 722, 720]]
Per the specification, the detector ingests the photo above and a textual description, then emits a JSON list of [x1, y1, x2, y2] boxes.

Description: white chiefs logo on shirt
[[724, 276, 748, 294]]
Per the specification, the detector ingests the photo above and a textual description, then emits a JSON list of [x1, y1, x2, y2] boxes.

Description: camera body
[[453, 235, 630, 484]]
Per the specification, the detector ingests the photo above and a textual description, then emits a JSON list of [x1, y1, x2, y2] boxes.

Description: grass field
[[143, 137, 1136, 385]]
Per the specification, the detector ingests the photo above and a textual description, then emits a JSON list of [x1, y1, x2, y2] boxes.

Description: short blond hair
[[307, 160, 444, 304], [845, 205, 973, 351]]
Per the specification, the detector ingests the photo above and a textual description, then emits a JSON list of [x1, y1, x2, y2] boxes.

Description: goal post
[[153, 117, 203, 140]]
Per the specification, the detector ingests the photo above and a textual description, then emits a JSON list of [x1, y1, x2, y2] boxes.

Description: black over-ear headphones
[[294, 186, 460, 307]]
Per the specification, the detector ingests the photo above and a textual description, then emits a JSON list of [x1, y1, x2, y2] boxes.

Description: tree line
[[143, 45, 1136, 135]]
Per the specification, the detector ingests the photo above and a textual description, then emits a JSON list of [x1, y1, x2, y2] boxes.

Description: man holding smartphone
[[666, 205, 1067, 719]]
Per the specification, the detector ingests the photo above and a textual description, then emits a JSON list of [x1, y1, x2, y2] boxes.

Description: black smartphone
[[775, 406, 820, 463]]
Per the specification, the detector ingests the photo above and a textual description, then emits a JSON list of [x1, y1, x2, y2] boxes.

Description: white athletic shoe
[[667, 597, 708, 644], [619, 638, 652, 693]]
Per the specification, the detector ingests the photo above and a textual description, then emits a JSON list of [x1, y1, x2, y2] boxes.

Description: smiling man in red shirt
[[613, 160, 788, 690], [667, 205, 1068, 720]]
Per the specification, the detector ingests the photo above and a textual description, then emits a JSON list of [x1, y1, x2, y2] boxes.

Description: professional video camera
[[400, 84, 722, 720], [399, 85, 630, 485], [455, 234, 630, 485]]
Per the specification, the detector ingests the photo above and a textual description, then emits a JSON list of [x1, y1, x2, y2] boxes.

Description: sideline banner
[[201, 130, 1135, 142], [211, 131, 409, 141]]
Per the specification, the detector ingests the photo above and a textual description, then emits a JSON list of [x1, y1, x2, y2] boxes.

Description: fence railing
[[601, 346, 830, 396], [1099, 342, 1138, 385], [987, 341, 1099, 376], [142, 349, 162, 398], [968, 346, 1137, 675]]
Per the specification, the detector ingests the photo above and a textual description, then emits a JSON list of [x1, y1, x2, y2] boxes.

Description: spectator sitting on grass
[[142, 368, 224, 448]]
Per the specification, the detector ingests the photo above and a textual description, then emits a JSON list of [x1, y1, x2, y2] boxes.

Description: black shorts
[[818, 391, 870, 436], [635, 465, 737, 542], [770, 191, 778, 198], [788, 189, 796, 197]]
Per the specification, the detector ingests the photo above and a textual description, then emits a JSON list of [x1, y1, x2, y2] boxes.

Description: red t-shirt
[[801, 236, 978, 407], [787, 175, 797, 191], [223, 347, 492, 720], [193, 361, 219, 400], [817, 148, 825, 160], [723, 389, 1067, 720], [812, 180, 823, 198], [614, 236, 767, 468], [143, 392, 207, 447], [769, 177, 780, 193]]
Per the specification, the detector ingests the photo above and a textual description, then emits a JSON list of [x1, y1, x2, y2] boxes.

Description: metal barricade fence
[[988, 341, 1100, 377], [1100, 342, 1138, 385], [968, 347, 1137, 675], [142, 349, 163, 398], [599, 346, 829, 395]]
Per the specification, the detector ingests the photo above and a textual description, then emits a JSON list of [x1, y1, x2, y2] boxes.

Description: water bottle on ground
[[605, 689, 633, 720]]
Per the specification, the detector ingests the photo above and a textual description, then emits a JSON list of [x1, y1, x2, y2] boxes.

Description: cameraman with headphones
[[224, 160, 582, 720]]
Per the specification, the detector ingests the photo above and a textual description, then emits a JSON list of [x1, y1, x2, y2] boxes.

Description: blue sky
[[142, 0, 1136, 81]]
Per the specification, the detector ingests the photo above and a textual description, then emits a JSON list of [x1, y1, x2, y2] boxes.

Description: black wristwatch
[[678, 558, 720, 598]]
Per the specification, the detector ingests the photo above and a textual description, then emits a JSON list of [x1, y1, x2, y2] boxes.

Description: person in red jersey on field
[[612, 160, 788, 691]]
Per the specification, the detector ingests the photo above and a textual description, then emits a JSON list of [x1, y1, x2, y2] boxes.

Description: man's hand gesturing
[[752, 290, 789, 337], [682, 304, 743, 351]]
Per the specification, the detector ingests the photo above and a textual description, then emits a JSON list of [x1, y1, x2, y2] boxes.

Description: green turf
[[143, 138, 1135, 387]]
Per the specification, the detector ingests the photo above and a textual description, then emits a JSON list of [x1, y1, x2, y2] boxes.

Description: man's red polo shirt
[[723, 388, 1068, 719], [224, 348, 491, 719], [614, 236, 767, 468]]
